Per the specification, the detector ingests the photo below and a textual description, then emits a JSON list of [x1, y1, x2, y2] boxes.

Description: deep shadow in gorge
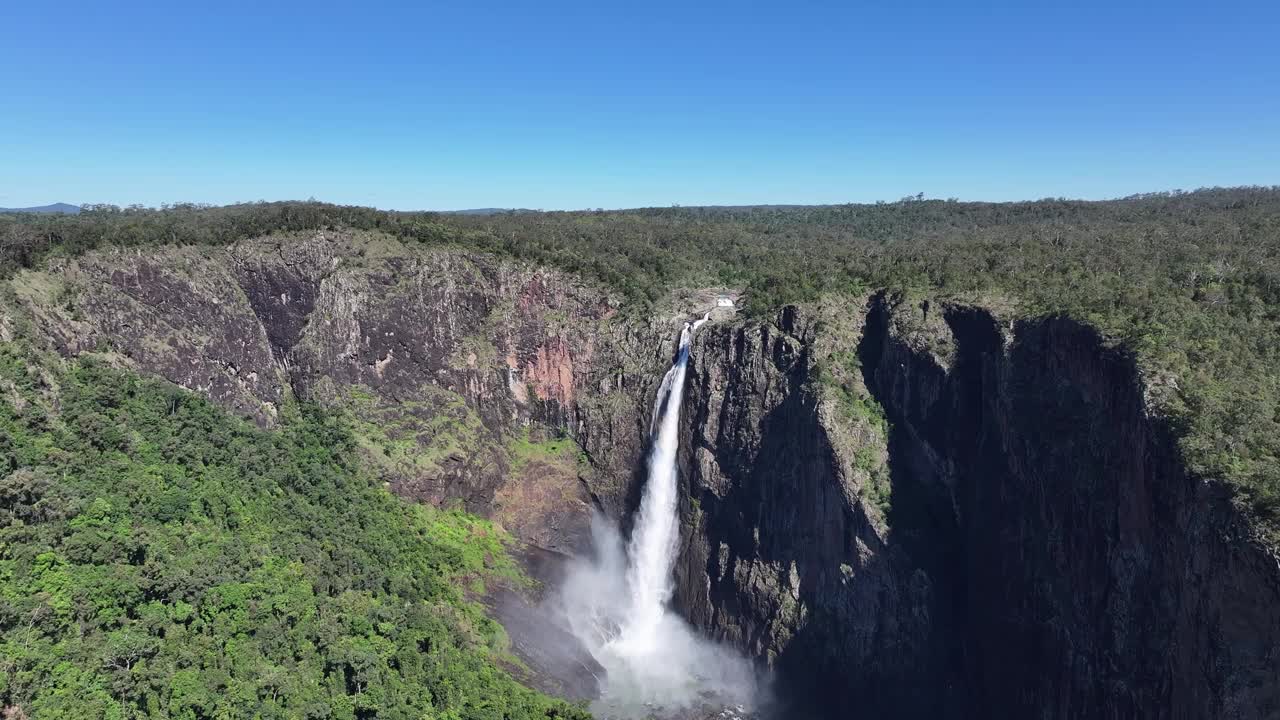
[[672, 295, 1280, 720], [674, 308, 946, 719], [858, 297, 972, 717]]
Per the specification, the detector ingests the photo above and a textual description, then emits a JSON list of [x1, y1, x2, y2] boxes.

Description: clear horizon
[[8, 187, 1280, 215], [3, 0, 1278, 211]]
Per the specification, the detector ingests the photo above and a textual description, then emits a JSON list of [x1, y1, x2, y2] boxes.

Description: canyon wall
[[2, 232, 673, 556], [5, 235, 1278, 718], [677, 294, 1280, 719]]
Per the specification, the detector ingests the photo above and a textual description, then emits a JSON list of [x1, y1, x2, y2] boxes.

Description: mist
[[548, 316, 763, 718], [554, 514, 763, 718]]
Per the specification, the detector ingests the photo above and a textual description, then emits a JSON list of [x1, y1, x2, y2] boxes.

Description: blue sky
[[2, 0, 1278, 210]]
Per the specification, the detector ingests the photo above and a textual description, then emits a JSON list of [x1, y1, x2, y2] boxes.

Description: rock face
[[4, 232, 673, 552], [675, 293, 1280, 720], [676, 299, 951, 719], [2, 231, 687, 700], [6, 237, 1279, 718]]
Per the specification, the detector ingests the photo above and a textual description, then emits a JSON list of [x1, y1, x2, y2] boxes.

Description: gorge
[[557, 312, 759, 718], [3, 226, 1279, 719]]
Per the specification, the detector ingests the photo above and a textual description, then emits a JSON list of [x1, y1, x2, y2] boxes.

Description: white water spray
[[558, 314, 759, 719], [620, 313, 708, 652]]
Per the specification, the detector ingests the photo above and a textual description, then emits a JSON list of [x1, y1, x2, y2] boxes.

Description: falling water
[[558, 313, 760, 719], [619, 312, 708, 651]]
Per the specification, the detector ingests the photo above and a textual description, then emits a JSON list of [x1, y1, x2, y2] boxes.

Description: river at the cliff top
[[553, 316, 765, 720]]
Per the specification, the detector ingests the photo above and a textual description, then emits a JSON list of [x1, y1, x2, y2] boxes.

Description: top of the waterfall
[[660, 288, 740, 326]]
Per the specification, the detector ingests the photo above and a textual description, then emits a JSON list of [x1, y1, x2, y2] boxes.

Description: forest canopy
[[0, 346, 589, 720], [4, 188, 1280, 541]]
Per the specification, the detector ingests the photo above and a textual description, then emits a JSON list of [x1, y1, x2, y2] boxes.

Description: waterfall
[[558, 313, 758, 719], [619, 313, 708, 651]]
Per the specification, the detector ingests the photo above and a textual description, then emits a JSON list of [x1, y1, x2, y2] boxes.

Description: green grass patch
[[507, 424, 586, 472], [342, 383, 488, 478]]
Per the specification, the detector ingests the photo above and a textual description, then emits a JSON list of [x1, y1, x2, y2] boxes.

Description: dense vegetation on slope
[[0, 346, 588, 720], [4, 189, 1279, 540]]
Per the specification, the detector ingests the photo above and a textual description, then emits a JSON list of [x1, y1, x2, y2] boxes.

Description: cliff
[[4, 235, 1278, 718], [677, 293, 1280, 719], [2, 231, 676, 554]]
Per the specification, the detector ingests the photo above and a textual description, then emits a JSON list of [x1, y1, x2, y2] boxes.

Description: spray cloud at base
[[555, 315, 763, 718]]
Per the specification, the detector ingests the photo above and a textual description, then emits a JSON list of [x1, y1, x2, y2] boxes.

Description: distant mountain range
[[0, 203, 80, 214]]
